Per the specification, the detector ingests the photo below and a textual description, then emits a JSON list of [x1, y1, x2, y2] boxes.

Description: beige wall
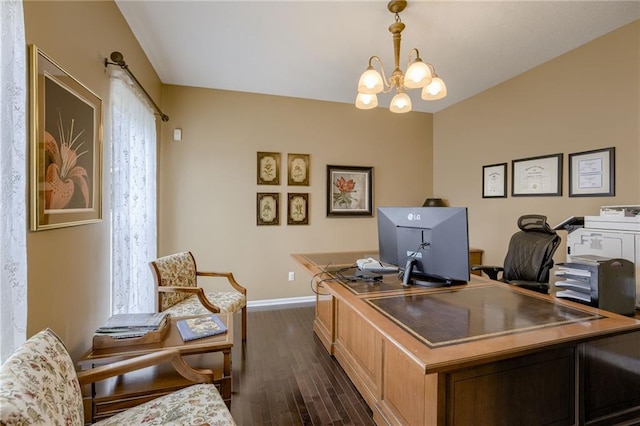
[[20, 1, 638, 358], [24, 0, 162, 358], [158, 86, 433, 301], [434, 20, 640, 267]]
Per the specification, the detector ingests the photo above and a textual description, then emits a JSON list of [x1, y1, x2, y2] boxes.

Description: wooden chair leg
[[242, 306, 247, 342]]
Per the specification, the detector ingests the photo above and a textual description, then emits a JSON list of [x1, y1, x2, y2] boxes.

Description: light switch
[[173, 128, 182, 141]]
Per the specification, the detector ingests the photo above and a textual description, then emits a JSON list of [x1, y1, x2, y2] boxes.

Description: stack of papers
[[554, 264, 593, 303], [95, 312, 169, 339]]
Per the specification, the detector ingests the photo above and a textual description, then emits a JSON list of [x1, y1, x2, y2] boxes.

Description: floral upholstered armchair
[[150, 252, 247, 342], [0, 328, 236, 425]]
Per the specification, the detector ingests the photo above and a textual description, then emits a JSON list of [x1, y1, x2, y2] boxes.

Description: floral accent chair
[[150, 252, 247, 342], [0, 328, 236, 425]]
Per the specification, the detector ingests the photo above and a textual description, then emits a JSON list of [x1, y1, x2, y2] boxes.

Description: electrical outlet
[[288, 271, 295, 281]]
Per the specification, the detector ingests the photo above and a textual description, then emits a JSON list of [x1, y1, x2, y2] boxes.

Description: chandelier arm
[[369, 56, 393, 92], [426, 62, 437, 76], [406, 47, 420, 69]]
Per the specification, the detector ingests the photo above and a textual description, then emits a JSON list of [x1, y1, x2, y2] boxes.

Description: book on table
[[176, 314, 228, 342]]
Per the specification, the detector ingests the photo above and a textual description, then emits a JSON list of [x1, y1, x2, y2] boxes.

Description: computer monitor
[[377, 206, 470, 286]]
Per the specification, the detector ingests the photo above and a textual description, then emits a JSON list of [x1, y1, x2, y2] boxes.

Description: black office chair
[[471, 214, 561, 294]]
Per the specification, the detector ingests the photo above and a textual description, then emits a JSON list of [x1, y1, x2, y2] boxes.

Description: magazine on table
[[95, 312, 169, 335], [176, 314, 228, 341]]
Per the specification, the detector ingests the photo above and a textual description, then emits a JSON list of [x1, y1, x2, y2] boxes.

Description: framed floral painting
[[257, 152, 280, 185], [29, 45, 103, 231], [326, 165, 373, 217], [257, 193, 279, 226], [287, 193, 309, 225], [287, 153, 310, 186]]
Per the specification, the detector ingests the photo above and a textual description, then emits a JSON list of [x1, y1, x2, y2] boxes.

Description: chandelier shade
[[355, 93, 379, 110], [355, 0, 446, 113], [404, 58, 432, 89], [421, 76, 447, 100], [390, 91, 411, 113], [357, 66, 384, 94]]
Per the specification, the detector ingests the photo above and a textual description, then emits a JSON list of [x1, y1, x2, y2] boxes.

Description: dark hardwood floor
[[229, 302, 375, 426]]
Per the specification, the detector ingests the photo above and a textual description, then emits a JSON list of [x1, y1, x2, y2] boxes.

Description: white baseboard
[[247, 296, 315, 308]]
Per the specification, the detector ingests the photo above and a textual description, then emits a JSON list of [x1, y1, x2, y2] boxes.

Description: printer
[[561, 205, 640, 309]]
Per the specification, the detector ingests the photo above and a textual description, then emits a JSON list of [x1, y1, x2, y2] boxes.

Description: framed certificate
[[568, 147, 615, 197], [512, 153, 562, 197], [482, 163, 507, 198]]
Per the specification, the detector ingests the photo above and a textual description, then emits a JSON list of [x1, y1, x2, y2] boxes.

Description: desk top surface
[[293, 251, 640, 372], [366, 286, 601, 348]]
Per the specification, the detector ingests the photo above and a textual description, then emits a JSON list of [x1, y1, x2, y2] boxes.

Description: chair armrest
[[196, 271, 247, 295], [76, 349, 214, 386], [470, 265, 504, 281], [158, 286, 221, 313]]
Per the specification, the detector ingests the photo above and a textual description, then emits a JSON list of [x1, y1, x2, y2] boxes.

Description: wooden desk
[[77, 314, 233, 424], [293, 251, 640, 426]]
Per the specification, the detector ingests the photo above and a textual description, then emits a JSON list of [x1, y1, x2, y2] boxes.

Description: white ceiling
[[115, 1, 640, 113]]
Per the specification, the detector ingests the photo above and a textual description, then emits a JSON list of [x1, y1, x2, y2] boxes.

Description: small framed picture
[[257, 152, 280, 185], [287, 153, 310, 186], [568, 147, 615, 197], [287, 193, 309, 225], [326, 165, 373, 217], [257, 193, 279, 225], [512, 153, 562, 197], [482, 163, 507, 198]]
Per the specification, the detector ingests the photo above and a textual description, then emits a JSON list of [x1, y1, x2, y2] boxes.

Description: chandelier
[[355, 0, 447, 113]]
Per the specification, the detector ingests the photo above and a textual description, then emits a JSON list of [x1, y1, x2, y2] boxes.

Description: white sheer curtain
[[110, 72, 157, 314], [0, 0, 27, 363]]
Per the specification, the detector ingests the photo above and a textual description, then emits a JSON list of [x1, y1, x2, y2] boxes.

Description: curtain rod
[[104, 51, 169, 122]]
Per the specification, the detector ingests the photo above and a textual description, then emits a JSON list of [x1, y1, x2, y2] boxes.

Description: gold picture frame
[[257, 192, 280, 225], [287, 193, 309, 225], [29, 45, 103, 231], [287, 153, 310, 186], [257, 152, 280, 185]]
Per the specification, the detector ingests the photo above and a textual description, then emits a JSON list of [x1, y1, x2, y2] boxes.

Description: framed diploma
[[568, 147, 615, 197], [512, 153, 562, 197], [482, 163, 507, 198]]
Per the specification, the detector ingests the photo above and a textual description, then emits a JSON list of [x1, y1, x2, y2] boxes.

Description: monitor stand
[[402, 259, 416, 287], [402, 258, 466, 288]]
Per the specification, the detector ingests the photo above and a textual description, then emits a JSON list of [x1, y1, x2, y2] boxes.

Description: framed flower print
[[29, 45, 103, 230], [287, 193, 309, 225], [257, 192, 279, 225], [287, 153, 310, 186], [257, 152, 280, 185], [326, 165, 373, 217]]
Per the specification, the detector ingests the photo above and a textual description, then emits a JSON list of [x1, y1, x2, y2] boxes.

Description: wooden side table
[[77, 314, 233, 424]]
